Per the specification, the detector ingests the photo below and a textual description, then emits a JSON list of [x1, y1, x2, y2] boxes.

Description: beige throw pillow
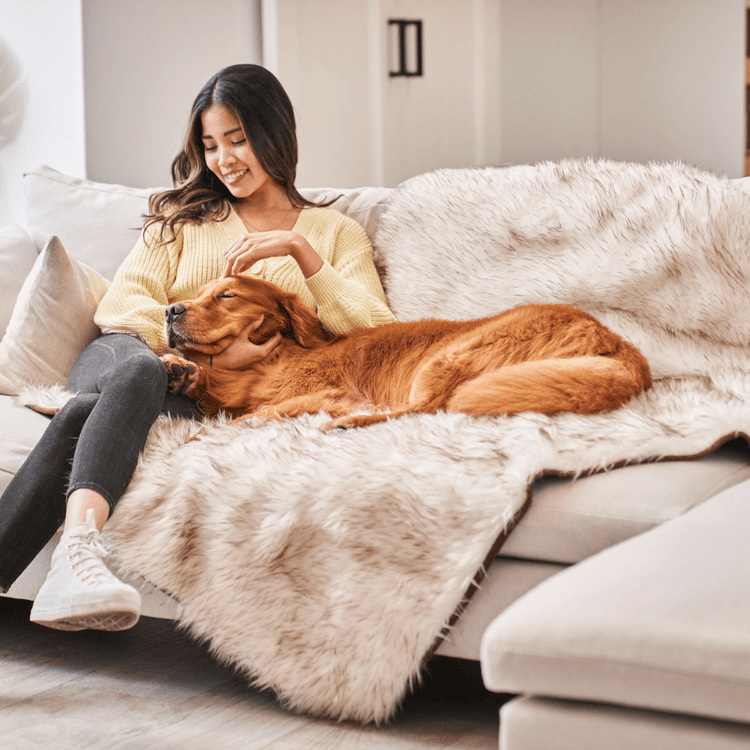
[[0, 236, 110, 396]]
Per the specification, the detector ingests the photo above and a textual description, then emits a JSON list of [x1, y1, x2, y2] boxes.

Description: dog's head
[[165, 275, 332, 357]]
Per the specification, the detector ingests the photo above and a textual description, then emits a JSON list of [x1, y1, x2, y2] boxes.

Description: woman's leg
[[0, 393, 99, 592], [0, 333, 201, 626], [0, 335, 159, 592], [29, 334, 203, 630], [64, 334, 170, 516], [63, 337, 203, 533], [65, 489, 110, 532]]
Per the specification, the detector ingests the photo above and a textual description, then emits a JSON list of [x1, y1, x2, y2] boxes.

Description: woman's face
[[200, 104, 275, 203]]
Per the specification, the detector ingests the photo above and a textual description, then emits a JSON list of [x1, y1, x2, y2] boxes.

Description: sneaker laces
[[65, 509, 114, 586]]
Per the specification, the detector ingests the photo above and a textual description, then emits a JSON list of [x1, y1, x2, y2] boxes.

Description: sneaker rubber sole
[[31, 609, 140, 631], [30, 589, 141, 631]]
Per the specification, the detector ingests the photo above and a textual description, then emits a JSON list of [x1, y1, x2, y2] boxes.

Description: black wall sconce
[[389, 19, 423, 77]]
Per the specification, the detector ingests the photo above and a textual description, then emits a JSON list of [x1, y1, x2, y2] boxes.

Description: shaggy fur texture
[[161, 275, 651, 428], [103, 377, 750, 724], [18, 159, 750, 723], [374, 159, 750, 383], [106, 410, 534, 724]]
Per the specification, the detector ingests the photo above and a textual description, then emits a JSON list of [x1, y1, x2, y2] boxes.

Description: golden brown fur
[[162, 276, 652, 429]]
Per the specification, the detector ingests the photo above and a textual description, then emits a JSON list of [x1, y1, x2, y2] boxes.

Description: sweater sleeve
[[303, 214, 397, 333], [94, 222, 181, 353]]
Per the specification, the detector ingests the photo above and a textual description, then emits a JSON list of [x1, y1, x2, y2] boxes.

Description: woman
[[0, 64, 396, 631]]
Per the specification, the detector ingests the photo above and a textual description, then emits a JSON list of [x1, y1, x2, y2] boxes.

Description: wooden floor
[[0, 597, 508, 749]]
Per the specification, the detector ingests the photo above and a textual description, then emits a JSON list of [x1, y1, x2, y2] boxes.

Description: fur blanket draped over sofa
[[91, 159, 750, 723]]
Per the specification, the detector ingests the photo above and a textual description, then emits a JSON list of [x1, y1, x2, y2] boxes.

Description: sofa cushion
[[502, 441, 750, 564], [436, 558, 565, 661], [23, 165, 160, 281], [481, 476, 750, 724], [0, 237, 109, 397], [21, 167, 745, 288], [0, 394, 52, 495], [298, 186, 393, 247], [500, 696, 750, 750], [0, 225, 37, 342]]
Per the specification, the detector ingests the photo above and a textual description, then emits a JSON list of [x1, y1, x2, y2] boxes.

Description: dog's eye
[[217, 293, 235, 300]]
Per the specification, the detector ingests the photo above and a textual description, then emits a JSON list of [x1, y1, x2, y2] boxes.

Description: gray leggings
[[0, 333, 203, 590]]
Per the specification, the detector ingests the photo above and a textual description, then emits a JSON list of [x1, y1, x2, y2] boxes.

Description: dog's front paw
[[161, 353, 203, 397]]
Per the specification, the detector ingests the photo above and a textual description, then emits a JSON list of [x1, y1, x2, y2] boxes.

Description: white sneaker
[[30, 509, 141, 631]]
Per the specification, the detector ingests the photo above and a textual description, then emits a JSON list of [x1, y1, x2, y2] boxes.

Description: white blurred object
[[0, 37, 25, 150]]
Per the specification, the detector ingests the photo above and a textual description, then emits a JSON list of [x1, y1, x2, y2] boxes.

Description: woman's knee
[[111, 351, 168, 396], [69, 333, 159, 393], [67, 333, 167, 409]]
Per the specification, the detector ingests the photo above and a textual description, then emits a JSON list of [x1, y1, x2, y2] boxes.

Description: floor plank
[[0, 597, 507, 749]]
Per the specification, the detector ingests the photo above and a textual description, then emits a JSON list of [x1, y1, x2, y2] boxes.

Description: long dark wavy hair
[[145, 64, 321, 240]]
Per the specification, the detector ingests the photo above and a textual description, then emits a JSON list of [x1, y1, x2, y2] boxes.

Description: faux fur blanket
[[374, 159, 750, 384], [94, 159, 750, 723]]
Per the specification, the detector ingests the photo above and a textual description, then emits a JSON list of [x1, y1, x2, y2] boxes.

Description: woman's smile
[[223, 168, 249, 185]]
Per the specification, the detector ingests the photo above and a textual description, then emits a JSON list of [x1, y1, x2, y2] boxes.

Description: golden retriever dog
[[161, 276, 652, 430]]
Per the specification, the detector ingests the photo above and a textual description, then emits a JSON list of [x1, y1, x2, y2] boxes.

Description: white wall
[[380, 0, 502, 186], [499, 0, 599, 163], [0, 0, 86, 227], [0, 0, 745, 229], [273, 0, 746, 186], [498, 0, 746, 177], [82, 0, 262, 189], [598, 0, 744, 176], [272, 0, 379, 188]]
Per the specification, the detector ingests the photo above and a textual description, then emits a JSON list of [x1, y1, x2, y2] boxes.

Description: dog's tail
[[446, 352, 651, 417]]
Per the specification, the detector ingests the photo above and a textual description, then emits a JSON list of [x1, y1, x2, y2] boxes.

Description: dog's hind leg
[[446, 353, 650, 417], [403, 307, 652, 419], [325, 352, 647, 429]]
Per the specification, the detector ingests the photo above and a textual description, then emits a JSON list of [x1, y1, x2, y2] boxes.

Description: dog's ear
[[279, 291, 332, 348]]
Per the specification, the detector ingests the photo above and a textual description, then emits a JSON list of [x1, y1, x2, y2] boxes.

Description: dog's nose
[[165, 303, 186, 325]]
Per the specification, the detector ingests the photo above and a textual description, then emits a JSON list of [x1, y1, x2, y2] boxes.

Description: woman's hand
[[222, 230, 324, 279], [191, 322, 283, 371]]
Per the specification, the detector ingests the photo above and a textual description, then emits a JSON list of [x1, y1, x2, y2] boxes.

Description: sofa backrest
[[23, 166, 158, 282], [21, 165, 394, 282]]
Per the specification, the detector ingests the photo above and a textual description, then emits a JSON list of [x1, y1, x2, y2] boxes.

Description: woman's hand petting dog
[[194, 323, 283, 371], [162, 321, 282, 398], [221, 230, 324, 279]]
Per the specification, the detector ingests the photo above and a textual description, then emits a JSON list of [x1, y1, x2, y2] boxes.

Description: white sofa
[[2, 165, 750, 747]]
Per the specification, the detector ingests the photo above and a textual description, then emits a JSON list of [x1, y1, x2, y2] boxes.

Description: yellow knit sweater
[[95, 207, 397, 353]]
